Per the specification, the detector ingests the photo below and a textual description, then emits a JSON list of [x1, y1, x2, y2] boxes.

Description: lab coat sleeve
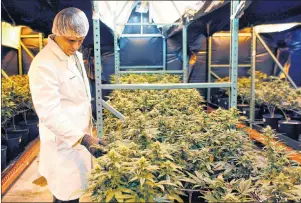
[[28, 63, 84, 148]]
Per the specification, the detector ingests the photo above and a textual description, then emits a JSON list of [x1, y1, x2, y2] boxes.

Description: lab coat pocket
[[61, 71, 85, 100]]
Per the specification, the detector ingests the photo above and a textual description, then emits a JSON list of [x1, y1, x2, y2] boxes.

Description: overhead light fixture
[[135, 1, 149, 13]]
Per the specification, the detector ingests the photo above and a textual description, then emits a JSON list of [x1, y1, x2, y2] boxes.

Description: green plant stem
[[267, 106, 275, 118], [23, 111, 28, 125], [279, 109, 289, 122], [12, 116, 16, 130]]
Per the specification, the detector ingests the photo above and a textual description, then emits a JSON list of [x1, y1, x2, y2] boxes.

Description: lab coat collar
[[48, 34, 82, 61]]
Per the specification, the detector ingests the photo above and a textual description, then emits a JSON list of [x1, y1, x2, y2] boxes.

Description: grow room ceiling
[[93, 1, 226, 35]]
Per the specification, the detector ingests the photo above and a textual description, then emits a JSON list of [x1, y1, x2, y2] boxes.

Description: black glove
[[80, 134, 108, 158]]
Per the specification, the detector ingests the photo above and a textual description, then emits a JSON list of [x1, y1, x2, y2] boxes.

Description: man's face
[[55, 35, 85, 56]]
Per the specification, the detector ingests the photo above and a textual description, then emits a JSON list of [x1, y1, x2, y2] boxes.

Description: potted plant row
[[1, 75, 39, 171], [215, 71, 268, 119], [86, 74, 301, 202], [256, 77, 301, 141]]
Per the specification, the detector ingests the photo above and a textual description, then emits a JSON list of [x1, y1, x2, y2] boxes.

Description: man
[[28, 7, 106, 203]]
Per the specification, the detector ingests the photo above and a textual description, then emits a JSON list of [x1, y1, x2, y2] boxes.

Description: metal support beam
[[114, 17, 120, 83], [120, 66, 163, 69], [38, 33, 43, 51], [250, 27, 256, 127], [101, 82, 232, 90], [119, 70, 183, 74], [213, 33, 251, 37], [210, 71, 221, 80], [183, 25, 188, 83], [117, 23, 182, 26], [20, 41, 35, 59], [120, 34, 163, 38], [93, 17, 104, 137], [163, 37, 166, 71], [207, 36, 212, 103], [256, 32, 297, 89], [140, 13, 143, 34], [211, 64, 251, 67], [1, 69, 11, 80], [273, 49, 280, 76], [229, 1, 240, 108], [102, 100, 126, 120], [18, 42, 23, 75], [20, 35, 40, 38]]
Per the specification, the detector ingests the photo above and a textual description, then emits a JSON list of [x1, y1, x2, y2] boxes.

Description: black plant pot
[[26, 111, 39, 122], [278, 120, 301, 141], [262, 114, 283, 131], [6, 126, 30, 151], [217, 97, 229, 109], [242, 107, 261, 119], [237, 104, 249, 112], [1, 145, 7, 171], [210, 94, 220, 105], [289, 113, 301, 122], [259, 105, 269, 115], [13, 113, 25, 124], [5, 134, 22, 161], [18, 120, 39, 142]]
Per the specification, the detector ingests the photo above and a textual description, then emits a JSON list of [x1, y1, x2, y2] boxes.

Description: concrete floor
[[1, 155, 92, 202]]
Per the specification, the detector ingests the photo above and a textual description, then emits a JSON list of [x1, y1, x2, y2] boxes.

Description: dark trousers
[[53, 195, 79, 203]]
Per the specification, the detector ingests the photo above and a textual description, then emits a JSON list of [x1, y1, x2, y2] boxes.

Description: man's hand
[[80, 134, 108, 158]]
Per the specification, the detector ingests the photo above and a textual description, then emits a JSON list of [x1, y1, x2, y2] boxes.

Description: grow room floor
[[1, 155, 92, 202]]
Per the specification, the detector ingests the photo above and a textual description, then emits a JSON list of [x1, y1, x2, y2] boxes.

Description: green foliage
[[216, 71, 268, 104], [1, 75, 33, 126], [256, 77, 301, 119], [1, 79, 18, 127], [88, 74, 301, 203]]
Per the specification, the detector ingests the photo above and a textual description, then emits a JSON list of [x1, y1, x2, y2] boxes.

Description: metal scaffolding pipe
[[20, 41, 35, 59], [120, 34, 163, 38], [119, 70, 183, 74], [256, 32, 297, 89], [213, 33, 251, 37], [93, 1, 104, 137], [250, 27, 256, 127], [120, 66, 164, 69], [18, 42, 23, 75], [207, 36, 212, 103], [210, 71, 221, 80], [101, 82, 232, 90], [163, 38, 166, 71], [117, 23, 182, 26], [102, 100, 126, 120], [183, 25, 188, 83], [211, 64, 251, 67], [229, 1, 240, 108]]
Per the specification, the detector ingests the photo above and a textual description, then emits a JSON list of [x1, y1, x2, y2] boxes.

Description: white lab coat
[[28, 35, 93, 200]]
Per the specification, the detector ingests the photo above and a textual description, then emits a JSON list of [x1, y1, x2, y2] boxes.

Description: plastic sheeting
[[2, 0, 301, 87], [263, 26, 301, 86], [1, 0, 94, 46], [188, 34, 275, 80], [1, 22, 22, 49], [119, 37, 163, 66], [94, 1, 225, 33], [122, 11, 159, 35], [1, 47, 39, 75], [93, 1, 135, 36]]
